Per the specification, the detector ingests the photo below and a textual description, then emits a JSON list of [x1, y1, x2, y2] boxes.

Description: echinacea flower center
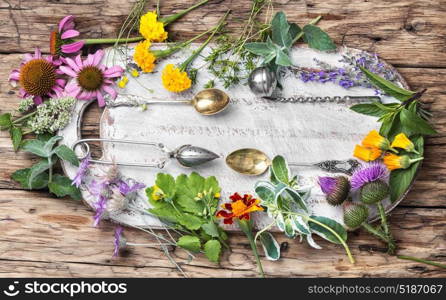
[[77, 66, 104, 91], [19, 59, 56, 96], [49, 31, 62, 56]]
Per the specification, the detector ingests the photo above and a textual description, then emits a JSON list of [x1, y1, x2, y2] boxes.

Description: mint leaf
[[289, 23, 302, 43], [28, 160, 51, 187], [176, 235, 201, 253], [275, 48, 293, 66], [0, 113, 12, 129], [37, 133, 54, 142], [10, 127, 22, 152], [53, 145, 79, 166], [400, 108, 437, 135], [204, 239, 221, 263], [48, 174, 81, 200], [350, 103, 387, 117], [244, 42, 273, 56], [12, 168, 48, 189], [359, 66, 415, 101], [271, 155, 289, 184], [44, 136, 63, 154], [271, 11, 292, 48], [22, 139, 49, 158], [303, 24, 336, 51]]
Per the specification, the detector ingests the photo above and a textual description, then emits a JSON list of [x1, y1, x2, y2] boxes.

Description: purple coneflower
[[71, 154, 90, 187], [350, 162, 390, 204], [318, 176, 350, 206], [61, 49, 123, 107], [9, 48, 65, 105], [50, 15, 85, 56]]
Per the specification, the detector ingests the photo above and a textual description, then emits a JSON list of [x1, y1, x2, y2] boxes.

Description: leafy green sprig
[[11, 134, 81, 199], [146, 172, 228, 263]]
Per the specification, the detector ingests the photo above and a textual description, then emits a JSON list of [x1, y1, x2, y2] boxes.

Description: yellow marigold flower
[[362, 130, 396, 152], [139, 11, 168, 42], [133, 40, 156, 73], [353, 145, 382, 162], [383, 153, 424, 171], [117, 76, 128, 89], [130, 69, 140, 78], [214, 192, 220, 198], [151, 185, 164, 201], [391, 133, 418, 154], [161, 64, 192, 93]]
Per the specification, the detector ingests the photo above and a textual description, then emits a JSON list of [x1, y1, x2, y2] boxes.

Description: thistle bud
[[318, 176, 350, 206], [343, 202, 369, 230], [360, 180, 390, 204]]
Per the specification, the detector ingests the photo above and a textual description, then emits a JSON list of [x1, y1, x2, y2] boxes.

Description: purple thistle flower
[[72, 155, 90, 187], [118, 180, 145, 196], [93, 195, 107, 227], [351, 162, 389, 190], [318, 176, 337, 194], [113, 226, 124, 257]]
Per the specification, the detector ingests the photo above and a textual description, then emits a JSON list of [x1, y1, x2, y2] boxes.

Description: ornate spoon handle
[[289, 159, 360, 175], [264, 95, 381, 104]]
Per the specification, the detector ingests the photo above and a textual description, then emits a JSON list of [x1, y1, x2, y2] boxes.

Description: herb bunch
[[146, 172, 228, 263]]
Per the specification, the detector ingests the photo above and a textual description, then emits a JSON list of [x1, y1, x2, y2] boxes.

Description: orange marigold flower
[[353, 145, 382, 162], [362, 130, 396, 152], [216, 193, 263, 225], [161, 64, 192, 93], [391, 133, 418, 154], [383, 153, 424, 171], [133, 40, 156, 73]]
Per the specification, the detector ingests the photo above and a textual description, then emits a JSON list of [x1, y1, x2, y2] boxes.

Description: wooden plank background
[[0, 0, 445, 277]]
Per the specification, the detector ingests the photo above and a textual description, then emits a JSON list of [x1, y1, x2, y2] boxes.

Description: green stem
[[160, 0, 209, 26], [376, 202, 389, 236], [293, 15, 322, 43], [397, 255, 446, 269], [12, 111, 37, 125], [237, 219, 265, 278], [81, 36, 144, 45], [362, 223, 388, 241], [410, 157, 424, 164]]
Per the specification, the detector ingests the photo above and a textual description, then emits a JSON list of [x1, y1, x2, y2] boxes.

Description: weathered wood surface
[[0, 0, 445, 277]]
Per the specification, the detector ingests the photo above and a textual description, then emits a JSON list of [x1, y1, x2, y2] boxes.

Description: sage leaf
[[10, 127, 22, 152], [28, 160, 51, 187], [271, 11, 292, 48], [303, 24, 336, 51], [359, 66, 415, 101], [271, 155, 289, 184], [12, 168, 48, 189], [22, 139, 48, 157], [308, 215, 347, 244], [203, 239, 221, 263], [244, 42, 273, 56], [176, 235, 201, 253], [259, 232, 280, 261], [400, 108, 437, 135], [289, 23, 302, 43], [275, 48, 293, 66], [48, 174, 81, 200], [53, 145, 79, 166], [0, 113, 12, 129]]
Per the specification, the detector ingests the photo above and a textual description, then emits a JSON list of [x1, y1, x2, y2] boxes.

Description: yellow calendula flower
[[151, 185, 164, 201], [139, 11, 168, 42], [362, 130, 396, 152], [130, 69, 140, 78], [133, 40, 156, 73], [353, 145, 382, 162], [117, 76, 128, 89], [161, 64, 192, 93], [383, 153, 424, 171], [391, 133, 419, 154]]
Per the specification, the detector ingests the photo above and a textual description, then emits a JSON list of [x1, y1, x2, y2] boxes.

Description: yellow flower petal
[[139, 11, 168, 42], [151, 185, 164, 201], [353, 145, 382, 162], [130, 69, 140, 78], [133, 40, 156, 73], [117, 76, 128, 89], [391, 133, 415, 152], [161, 64, 192, 93], [362, 130, 390, 150]]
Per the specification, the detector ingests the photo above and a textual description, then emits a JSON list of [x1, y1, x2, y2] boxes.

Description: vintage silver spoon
[[107, 88, 230, 116], [72, 138, 220, 168], [226, 148, 360, 176]]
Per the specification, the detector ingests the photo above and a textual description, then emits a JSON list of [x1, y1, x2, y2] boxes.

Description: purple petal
[[61, 41, 85, 54], [33, 95, 43, 105], [59, 65, 78, 78], [56, 78, 66, 87], [91, 49, 104, 66], [61, 29, 80, 39], [103, 66, 124, 78], [96, 91, 105, 107], [102, 84, 117, 99], [351, 162, 389, 190], [318, 176, 337, 195], [34, 48, 42, 59], [65, 82, 81, 97], [23, 53, 33, 63], [59, 15, 75, 32], [64, 57, 81, 72], [9, 70, 20, 81], [113, 226, 123, 257]]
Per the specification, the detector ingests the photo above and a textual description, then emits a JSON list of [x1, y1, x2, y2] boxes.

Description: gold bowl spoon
[[226, 148, 360, 176]]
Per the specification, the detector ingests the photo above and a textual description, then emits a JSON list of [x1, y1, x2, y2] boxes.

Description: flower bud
[[360, 180, 389, 204], [318, 176, 350, 206], [343, 202, 369, 230]]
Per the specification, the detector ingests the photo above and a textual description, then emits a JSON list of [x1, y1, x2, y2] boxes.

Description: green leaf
[[289, 23, 302, 43], [275, 48, 293, 66], [177, 213, 203, 230], [10, 127, 22, 152], [271, 155, 289, 184], [203, 239, 221, 263], [48, 174, 81, 200], [44, 136, 63, 154], [201, 221, 220, 238], [244, 42, 274, 56], [28, 160, 51, 187], [350, 103, 387, 117], [259, 232, 280, 261], [22, 139, 49, 158], [271, 11, 292, 48], [148, 204, 179, 223], [176, 235, 201, 253], [359, 66, 415, 101], [155, 173, 176, 199], [284, 187, 308, 212], [0, 113, 12, 129], [400, 108, 437, 135], [308, 216, 347, 244], [37, 133, 54, 142], [302, 24, 336, 51], [254, 181, 276, 203], [12, 168, 48, 189], [53, 145, 79, 166], [389, 136, 424, 202]]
